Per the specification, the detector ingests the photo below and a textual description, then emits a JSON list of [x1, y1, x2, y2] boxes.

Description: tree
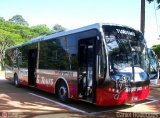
[[9, 15, 29, 26], [152, 44, 160, 59], [0, 16, 66, 69], [31, 24, 52, 35], [0, 17, 5, 22], [53, 24, 65, 33], [147, 0, 160, 9], [0, 30, 16, 69]]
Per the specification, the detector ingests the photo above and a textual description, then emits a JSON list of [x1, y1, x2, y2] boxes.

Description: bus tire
[[57, 81, 68, 102], [14, 74, 20, 87]]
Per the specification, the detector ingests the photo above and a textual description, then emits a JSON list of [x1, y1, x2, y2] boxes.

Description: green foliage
[[0, 17, 5, 22], [0, 17, 35, 44], [152, 44, 160, 58], [147, 0, 160, 9], [9, 15, 29, 26], [31, 24, 52, 35], [0, 15, 66, 70], [53, 24, 66, 33], [0, 29, 16, 69]]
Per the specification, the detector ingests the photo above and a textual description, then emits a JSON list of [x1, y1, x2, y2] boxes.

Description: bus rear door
[[28, 49, 37, 86]]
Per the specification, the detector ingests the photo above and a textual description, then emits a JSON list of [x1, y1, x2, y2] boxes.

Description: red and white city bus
[[5, 23, 150, 106]]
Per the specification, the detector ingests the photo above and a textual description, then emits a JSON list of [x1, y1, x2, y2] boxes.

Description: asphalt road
[[0, 76, 160, 118]]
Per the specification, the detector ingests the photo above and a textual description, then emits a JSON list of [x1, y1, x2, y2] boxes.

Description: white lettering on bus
[[53, 70, 77, 77], [125, 87, 142, 92], [116, 29, 135, 36], [37, 75, 54, 86]]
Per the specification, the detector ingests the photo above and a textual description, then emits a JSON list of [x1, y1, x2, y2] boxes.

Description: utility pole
[[140, 0, 145, 35]]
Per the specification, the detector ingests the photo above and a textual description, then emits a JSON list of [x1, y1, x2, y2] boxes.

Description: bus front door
[[28, 49, 37, 86], [78, 38, 96, 103]]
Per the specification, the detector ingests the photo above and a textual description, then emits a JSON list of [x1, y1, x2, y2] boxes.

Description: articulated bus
[[5, 23, 150, 106]]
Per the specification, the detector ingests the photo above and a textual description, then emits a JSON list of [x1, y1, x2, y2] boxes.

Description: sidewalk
[[0, 71, 5, 80], [158, 78, 160, 85], [150, 78, 160, 88]]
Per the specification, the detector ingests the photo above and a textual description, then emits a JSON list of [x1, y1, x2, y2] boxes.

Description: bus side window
[[52, 50, 58, 61], [18, 52, 22, 65], [5, 50, 14, 67], [57, 48, 70, 70]]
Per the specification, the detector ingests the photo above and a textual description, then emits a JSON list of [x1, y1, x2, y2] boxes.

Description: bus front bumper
[[96, 85, 150, 106]]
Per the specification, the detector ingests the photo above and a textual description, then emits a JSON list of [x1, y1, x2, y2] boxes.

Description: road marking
[[135, 98, 159, 105], [89, 98, 159, 115], [87, 107, 129, 115], [28, 92, 87, 113], [28, 93, 159, 115]]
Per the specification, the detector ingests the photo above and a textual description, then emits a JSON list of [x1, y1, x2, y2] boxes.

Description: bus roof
[[31, 23, 102, 42], [6, 23, 139, 50]]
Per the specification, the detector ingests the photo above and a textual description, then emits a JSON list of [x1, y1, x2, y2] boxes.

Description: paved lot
[[0, 72, 160, 118]]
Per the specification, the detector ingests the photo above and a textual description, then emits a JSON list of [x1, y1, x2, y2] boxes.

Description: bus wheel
[[14, 74, 20, 87], [57, 81, 68, 102]]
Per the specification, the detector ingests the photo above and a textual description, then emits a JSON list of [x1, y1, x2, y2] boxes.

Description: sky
[[0, 0, 160, 47]]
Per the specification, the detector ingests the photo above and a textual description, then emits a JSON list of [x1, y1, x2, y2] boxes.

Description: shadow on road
[[0, 78, 159, 118]]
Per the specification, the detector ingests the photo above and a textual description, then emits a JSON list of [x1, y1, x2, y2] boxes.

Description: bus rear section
[[95, 25, 150, 106]]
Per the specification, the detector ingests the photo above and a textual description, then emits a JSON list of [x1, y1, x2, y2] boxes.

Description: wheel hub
[[59, 87, 67, 97]]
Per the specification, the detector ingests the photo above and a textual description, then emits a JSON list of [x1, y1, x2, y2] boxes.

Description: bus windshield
[[102, 25, 146, 72]]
